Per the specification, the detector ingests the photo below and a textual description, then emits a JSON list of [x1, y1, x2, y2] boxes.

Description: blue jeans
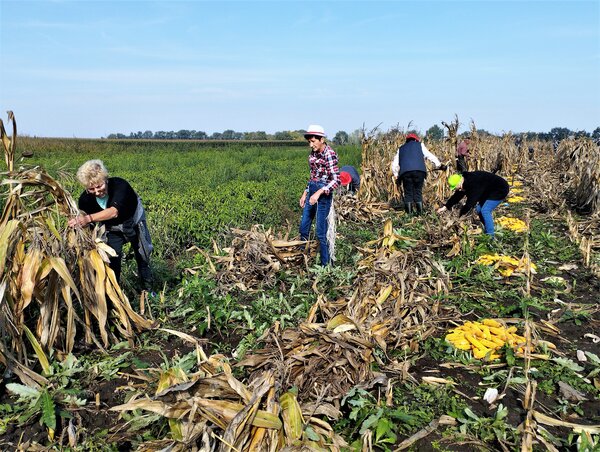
[[475, 199, 503, 235], [299, 181, 333, 266]]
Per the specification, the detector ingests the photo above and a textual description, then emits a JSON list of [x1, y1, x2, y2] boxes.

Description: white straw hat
[[304, 124, 326, 138]]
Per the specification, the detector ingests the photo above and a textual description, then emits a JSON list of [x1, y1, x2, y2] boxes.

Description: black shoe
[[405, 202, 414, 214], [415, 202, 423, 215]]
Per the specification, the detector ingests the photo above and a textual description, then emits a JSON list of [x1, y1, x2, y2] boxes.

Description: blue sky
[[1, 0, 598, 138]]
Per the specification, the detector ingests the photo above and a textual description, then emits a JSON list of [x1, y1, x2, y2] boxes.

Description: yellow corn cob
[[480, 338, 501, 350], [480, 325, 492, 340], [465, 333, 487, 350], [445, 333, 465, 342], [489, 353, 502, 360], [473, 347, 491, 359], [452, 342, 472, 351], [489, 326, 507, 338], [536, 340, 557, 350], [483, 319, 502, 328], [488, 336, 506, 347], [470, 323, 485, 337]]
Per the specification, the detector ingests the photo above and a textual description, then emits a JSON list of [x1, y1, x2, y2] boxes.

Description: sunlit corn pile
[[445, 319, 529, 359], [210, 225, 317, 293], [496, 216, 529, 233], [476, 254, 537, 277], [507, 195, 526, 203]]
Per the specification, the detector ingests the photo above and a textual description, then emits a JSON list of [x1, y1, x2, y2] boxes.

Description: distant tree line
[[424, 125, 600, 144], [105, 128, 363, 145], [106, 126, 600, 145]]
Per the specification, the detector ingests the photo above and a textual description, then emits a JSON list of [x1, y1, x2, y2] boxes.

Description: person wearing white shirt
[[391, 133, 445, 214]]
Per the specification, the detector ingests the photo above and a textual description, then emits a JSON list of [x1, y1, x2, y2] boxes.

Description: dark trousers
[[107, 231, 153, 290], [400, 171, 426, 203], [456, 155, 468, 173]]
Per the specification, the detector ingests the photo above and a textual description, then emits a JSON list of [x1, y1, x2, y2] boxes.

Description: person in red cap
[[339, 165, 360, 193], [392, 132, 445, 215], [299, 125, 340, 266]]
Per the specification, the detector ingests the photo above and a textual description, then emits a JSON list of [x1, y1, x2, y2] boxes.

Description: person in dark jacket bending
[[392, 133, 444, 214], [436, 171, 509, 236], [68, 160, 153, 290]]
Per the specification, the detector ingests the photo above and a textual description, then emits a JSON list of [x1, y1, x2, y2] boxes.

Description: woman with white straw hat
[[299, 125, 340, 266]]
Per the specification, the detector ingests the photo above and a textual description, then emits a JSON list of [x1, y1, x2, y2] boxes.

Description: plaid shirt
[[307, 144, 340, 194]]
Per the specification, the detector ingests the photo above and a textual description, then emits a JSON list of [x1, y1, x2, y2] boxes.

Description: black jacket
[[78, 177, 138, 227], [445, 171, 509, 216]]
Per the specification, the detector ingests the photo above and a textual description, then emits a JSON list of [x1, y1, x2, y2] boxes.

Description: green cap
[[447, 174, 463, 190]]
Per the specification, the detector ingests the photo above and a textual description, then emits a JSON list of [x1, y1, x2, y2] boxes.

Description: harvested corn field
[[1, 115, 599, 451]]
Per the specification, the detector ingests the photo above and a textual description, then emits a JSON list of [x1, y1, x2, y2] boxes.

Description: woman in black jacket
[[68, 160, 153, 290], [437, 171, 509, 236]]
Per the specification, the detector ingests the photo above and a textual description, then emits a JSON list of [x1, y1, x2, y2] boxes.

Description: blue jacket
[[397, 141, 426, 177]]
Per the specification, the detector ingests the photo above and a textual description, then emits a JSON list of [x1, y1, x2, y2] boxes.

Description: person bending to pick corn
[[299, 125, 340, 266], [68, 159, 153, 290], [437, 171, 509, 236]]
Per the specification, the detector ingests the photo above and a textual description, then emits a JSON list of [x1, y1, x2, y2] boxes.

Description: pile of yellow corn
[[476, 253, 536, 277], [510, 188, 524, 194], [445, 319, 526, 360], [507, 195, 526, 203], [496, 216, 528, 233]]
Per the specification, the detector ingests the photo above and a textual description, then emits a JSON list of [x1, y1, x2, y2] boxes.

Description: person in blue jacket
[[68, 160, 153, 290], [392, 133, 444, 214]]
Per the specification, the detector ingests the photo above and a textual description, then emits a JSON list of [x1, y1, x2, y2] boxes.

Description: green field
[[19, 137, 361, 255]]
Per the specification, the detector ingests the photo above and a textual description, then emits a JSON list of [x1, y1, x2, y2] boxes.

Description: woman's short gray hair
[[76, 160, 109, 187]]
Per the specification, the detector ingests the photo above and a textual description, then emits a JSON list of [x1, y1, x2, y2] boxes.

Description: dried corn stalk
[[557, 137, 600, 215], [0, 113, 154, 382], [211, 225, 318, 293], [112, 353, 347, 451]]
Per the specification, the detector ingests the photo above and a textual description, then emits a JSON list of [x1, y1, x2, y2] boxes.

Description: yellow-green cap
[[447, 174, 463, 190]]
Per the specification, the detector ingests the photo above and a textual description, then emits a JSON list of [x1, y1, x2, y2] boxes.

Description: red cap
[[406, 133, 420, 142], [340, 171, 352, 186]]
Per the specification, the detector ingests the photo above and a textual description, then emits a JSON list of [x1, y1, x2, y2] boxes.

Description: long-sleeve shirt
[[445, 171, 509, 216], [307, 144, 340, 194], [391, 143, 440, 178]]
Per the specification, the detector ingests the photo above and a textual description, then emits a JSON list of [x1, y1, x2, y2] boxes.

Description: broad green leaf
[[359, 408, 383, 435], [553, 357, 584, 372], [463, 407, 480, 420], [41, 391, 56, 431], [6, 383, 40, 400]]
